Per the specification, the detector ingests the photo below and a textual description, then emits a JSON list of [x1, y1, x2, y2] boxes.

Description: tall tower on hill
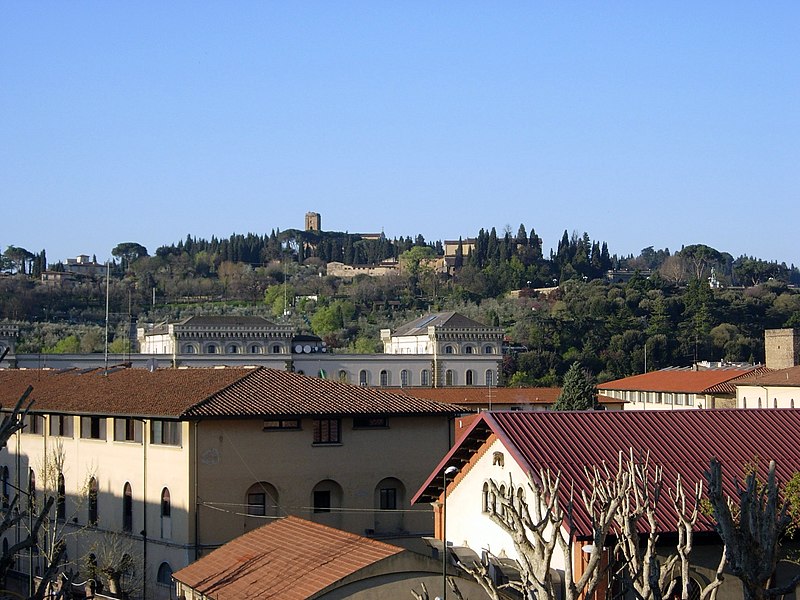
[[305, 212, 321, 232]]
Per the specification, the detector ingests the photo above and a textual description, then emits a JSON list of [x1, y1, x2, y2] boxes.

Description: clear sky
[[2, 2, 798, 266]]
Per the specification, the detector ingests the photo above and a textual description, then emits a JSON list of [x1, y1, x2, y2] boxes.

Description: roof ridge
[[178, 366, 264, 418]]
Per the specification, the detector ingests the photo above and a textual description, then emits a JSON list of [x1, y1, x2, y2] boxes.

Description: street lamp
[[441, 465, 459, 600]]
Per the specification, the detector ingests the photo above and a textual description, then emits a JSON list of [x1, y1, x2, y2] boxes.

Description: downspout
[[194, 420, 200, 561], [142, 419, 148, 600]]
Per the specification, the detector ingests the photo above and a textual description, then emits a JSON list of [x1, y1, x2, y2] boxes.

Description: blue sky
[[2, 2, 798, 266]]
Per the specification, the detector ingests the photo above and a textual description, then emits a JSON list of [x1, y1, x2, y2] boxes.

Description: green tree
[[552, 362, 597, 410], [111, 242, 148, 272]]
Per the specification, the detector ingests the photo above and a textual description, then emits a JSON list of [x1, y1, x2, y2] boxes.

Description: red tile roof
[[704, 366, 773, 393], [173, 516, 403, 599], [0, 367, 461, 419], [598, 368, 756, 394], [414, 409, 800, 537], [397, 386, 561, 406], [734, 365, 800, 387]]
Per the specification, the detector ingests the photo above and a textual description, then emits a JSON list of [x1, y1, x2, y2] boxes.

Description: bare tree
[[458, 450, 725, 600], [0, 386, 66, 599], [706, 458, 800, 600]]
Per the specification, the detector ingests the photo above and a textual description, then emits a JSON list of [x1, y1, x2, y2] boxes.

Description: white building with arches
[[0, 367, 460, 599]]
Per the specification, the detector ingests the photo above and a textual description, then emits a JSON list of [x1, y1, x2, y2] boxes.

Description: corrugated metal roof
[[173, 516, 403, 599], [413, 409, 800, 537]]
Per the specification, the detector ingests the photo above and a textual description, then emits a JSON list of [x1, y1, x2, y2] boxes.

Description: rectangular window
[[247, 493, 266, 516], [313, 490, 331, 513], [353, 417, 387, 429], [675, 394, 685, 406], [686, 395, 694, 406], [262, 419, 300, 430], [114, 418, 143, 443], [313, 419, 340, 444], [49, 415, 73, 438], [80, 417, 107, 440], [24, 414, 44, 435], [379, 488, 397, 510], [151, 420, 182, 446]]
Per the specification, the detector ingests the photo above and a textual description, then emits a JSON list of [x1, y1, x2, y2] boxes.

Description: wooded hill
[[2, 226, 799, 385]]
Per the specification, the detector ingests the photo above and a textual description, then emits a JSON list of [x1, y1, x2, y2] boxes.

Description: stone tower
[[305, 212, 321, 232], [764, 328, 800, 369]]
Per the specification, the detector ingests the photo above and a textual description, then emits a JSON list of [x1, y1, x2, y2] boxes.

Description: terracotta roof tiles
[[598, 368, 756, 394], [0, 367, 461, 419], [173, 516, 403, 599]]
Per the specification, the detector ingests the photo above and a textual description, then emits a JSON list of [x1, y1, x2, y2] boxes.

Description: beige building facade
[[0, 367, 459, 598]]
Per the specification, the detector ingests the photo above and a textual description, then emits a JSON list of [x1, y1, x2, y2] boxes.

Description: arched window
[[246, 482, 279, 518], [88, 477, 98, 525], [374, 477, 406, 533], [249, 344, 262, 354], [206, 344, 218, 354], [444, 345, 454, 354], [421, 369, 430, 387], [380, 370, 389, 387], [359, 370, 369, 386], [227, 344, 239, 354], [466, 370, 475, 386], [483, 345, 494, 354], [485, 370, 494, 387], [156, 562, 173, 586], [57, 473, 66, 521], [161, 487, 171, 539], [482, 482, 489, 513], [184, 344, 196, 354], [400, 370, 410, 387], [271, 344, 281, 354], [445, 370, 454, 386], [464, 346, 474, 354], [338, 370, 349, 383], [123, 483, 132, 532], [773, 398, 778, 408], [312, 480, 343, 527]]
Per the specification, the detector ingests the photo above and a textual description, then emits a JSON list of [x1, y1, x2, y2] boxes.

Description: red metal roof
[[173, 516, 403, 599], [413, 409, 800, 537]]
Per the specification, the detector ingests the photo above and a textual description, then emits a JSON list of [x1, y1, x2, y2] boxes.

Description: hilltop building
[[305, 211, 321, 231]]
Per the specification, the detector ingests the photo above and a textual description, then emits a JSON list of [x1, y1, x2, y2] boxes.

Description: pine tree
[[552, 362, 597, 410]]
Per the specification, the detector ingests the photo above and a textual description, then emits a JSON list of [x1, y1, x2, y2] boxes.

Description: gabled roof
[[704, 366, 773, 393], [734, 364, 800, 387], [172, 516, 403, 599], [176, 315, 279, 327], [391, 311, 499, 337], [413, 409, 800, 537], [0, 367, 461, 419], [598, 368, 756, 394]]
